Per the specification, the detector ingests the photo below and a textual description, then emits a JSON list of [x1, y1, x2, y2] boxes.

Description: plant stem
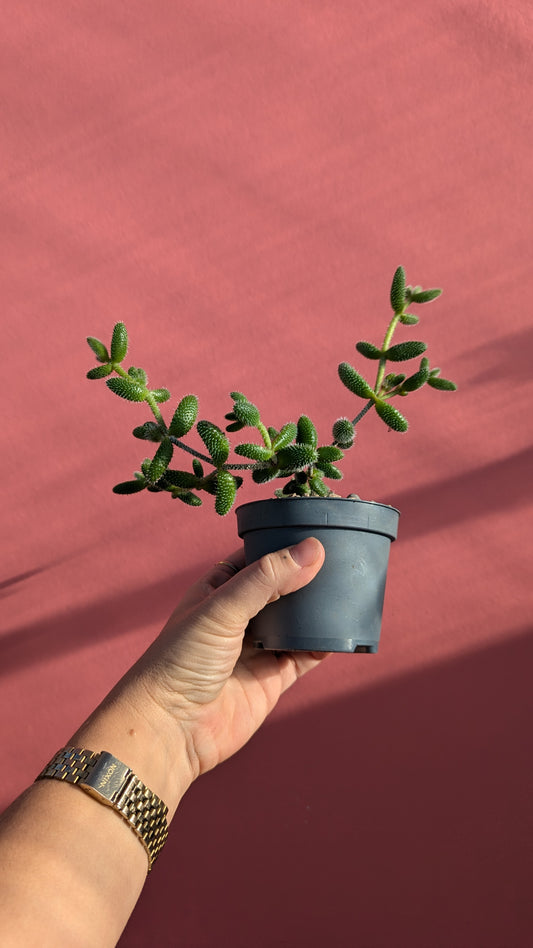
[[351, 401, 374, 427], [374, 312, 402, 394], [168, 436, 269, 471]]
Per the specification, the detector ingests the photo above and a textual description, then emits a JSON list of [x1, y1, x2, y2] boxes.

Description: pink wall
[[2, 2, 531, 945]]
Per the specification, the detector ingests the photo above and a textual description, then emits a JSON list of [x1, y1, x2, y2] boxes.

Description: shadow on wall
[[121, 627, 533, 948], [0, 565, 202, 679], [389, 445, 532, 539]]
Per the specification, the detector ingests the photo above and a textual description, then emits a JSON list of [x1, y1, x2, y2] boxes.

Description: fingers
[[193, 537, 325, 638]]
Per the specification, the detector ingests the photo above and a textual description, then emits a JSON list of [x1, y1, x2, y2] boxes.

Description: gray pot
[[236, 497, 400, 653]]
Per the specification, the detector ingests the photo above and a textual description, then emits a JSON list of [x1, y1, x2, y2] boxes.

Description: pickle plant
[[86, 266, 456, 515]]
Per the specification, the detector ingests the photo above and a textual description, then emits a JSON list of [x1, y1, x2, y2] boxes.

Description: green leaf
[[148, 439, 173, 482], [390, 266, 406, 313], [332, 417, 355, 446], [297, 415, 318, 448], [276, 443, 318, 472], [232, 399, 261, 427], [150, 388, 171, 403], [252, 464, 280, 484], [309, 473, 330, 496], [132, 421, 164, 441], [355, 341, 382, 360], [427, 376, 457, 391], [272, 422, 298, 451], [169, 394, 199, 437], [86, 364, 113, 380], [338, 362, 375, 399], [226, 421, 245, 432], [383, 373, 406, 390], [409, 287, 442, 303], [385, 340, 427, 362], [375, 400, 409, 432], [267, 426, 279, 441], [192, 458, 204, 477], [128, 366, 147, 384], [230, 391, 247, 402], [317, 445, 344, 462], [399, 313, 419, 326], [112, 479, 146, 494], [87, 336, 110, 363], [110, 322, 128, 363], [173, 491, 203, 507], [234, 443, 273, 461], [106, 377, 147, 402], [215, 471, 237, 516], [162, 469, 199, 488], [197, 420, 230, 465], [401, 357, 430, 392], [316, 461, 343, 480]]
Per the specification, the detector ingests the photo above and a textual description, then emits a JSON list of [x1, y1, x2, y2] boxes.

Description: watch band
[[36, 747, 169, 871]]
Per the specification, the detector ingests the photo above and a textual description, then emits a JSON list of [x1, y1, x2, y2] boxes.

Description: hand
[[134, 537, 327, 781]]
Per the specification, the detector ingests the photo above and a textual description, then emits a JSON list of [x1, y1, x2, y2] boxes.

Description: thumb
[[198, 537, 325, 637]]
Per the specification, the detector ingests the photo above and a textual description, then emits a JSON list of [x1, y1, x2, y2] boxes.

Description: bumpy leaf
[[234, 443, 273, 461], [110, 322, 128, 363], [169, 394, 199, 437], [197, 420, 230, 465], [148, 439, 173, 482], [215, 470, 237, 516], [390, 266, 406, 313], [355, 341, 382, 360], [276, 443, 318, 472], [332, 417, 355, 446], [163, 469, 199, 488], [317, 445, 344, 462], [112, 479, 146, 494], [316, 461, 343, 480], [409, 287, 442, 303], [252, 464, 280, 484], [375, 400, 409, 432], [132, 421, 164, 441], [192, 458, 204, 477], [297, 415, 318, 448], [232, 399, 261, 427], [87, 336, 110, 363], [309, 473, 330, 496], [338, 363, 375, 399], [272, 423, 298, 451], [401, 357, 430, 392], [86, 364, 113, 379], [427, 376, 457, 391], [173, 491, 202, 507], [226, 421, 245, 432], [385, 340, 427, 362], [399, 313, 419, 326], [106, 377, 147, 402], [128, 366, 147, 384], [150, 388, 171, 403]]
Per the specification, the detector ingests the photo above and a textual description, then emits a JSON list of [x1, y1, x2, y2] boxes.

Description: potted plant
[[86, 266, 456, 653]]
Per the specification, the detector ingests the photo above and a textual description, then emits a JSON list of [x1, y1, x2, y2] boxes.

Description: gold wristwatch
[[36, 746, 169, 871]]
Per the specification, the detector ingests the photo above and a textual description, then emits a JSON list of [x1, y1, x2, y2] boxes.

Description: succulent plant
[[86, 266, 456, 515]]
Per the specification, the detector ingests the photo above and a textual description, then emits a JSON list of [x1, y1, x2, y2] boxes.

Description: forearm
[[0, 671, 194, 948]]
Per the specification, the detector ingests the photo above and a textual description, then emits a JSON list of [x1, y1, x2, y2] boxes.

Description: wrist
[[71, 673, 195, 820]]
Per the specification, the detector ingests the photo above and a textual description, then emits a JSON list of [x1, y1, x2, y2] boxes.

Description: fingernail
[[288, 537, 320, 567]]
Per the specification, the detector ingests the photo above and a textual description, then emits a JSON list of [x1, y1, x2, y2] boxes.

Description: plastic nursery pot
[[236, 497, 400, 654]]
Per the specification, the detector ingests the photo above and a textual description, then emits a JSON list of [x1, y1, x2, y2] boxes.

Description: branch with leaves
[[86, 266, 456, 515]]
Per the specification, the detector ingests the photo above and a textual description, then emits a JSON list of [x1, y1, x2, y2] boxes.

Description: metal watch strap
[[36, 747, 169, 871]]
